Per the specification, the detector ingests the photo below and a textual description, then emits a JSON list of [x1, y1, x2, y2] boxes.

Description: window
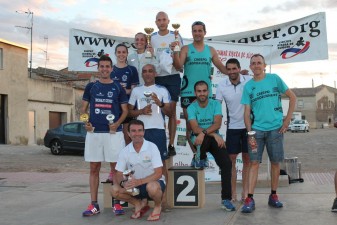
[[63, 124, 79, 133], [297, 99, 303, 108], [0, 48, 3, 69]]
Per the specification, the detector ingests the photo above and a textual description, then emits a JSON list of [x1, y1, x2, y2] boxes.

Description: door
[[28, 111, 36, 145]]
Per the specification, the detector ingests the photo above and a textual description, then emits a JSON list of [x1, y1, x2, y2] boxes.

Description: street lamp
[[15, 10, 34, 78]]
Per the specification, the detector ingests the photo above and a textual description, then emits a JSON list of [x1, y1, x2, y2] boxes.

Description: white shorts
[[84, 132, 125, 162]]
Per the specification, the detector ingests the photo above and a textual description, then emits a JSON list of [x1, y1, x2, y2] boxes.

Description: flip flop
[[130, 205, 150, 219], [147, 212, 161, 221], [130, 210, 142, 219], [140, 205, 150, 215]]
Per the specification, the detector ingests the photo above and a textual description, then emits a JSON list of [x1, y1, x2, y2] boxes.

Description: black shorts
[[180, 96, 197, 109], [155, 74, 181, 102], [122, 117, 135, 124], [226, 128, 248, 155]]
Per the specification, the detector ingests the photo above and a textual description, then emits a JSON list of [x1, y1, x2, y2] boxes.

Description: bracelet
[[202, 129, 207, 135], [120, 180, 124, 188]]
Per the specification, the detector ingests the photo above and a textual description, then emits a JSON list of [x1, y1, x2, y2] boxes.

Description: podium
[[167, 166, 205, 208]]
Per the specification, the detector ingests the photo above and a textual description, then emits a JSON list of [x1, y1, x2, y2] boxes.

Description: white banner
[[68, 12, 328, 71], [208, 12, 328, 65]]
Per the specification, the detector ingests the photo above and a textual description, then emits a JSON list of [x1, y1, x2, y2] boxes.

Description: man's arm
[[189, 115, 222, 146], [124, 167, 163, 190], [243, 104, 252, 132], [128, 104, 152, 117], [280, 89, 296, 132], [81, 100, 89, 114], [172, 45, 188, 71], [210, 47, 228, 75]]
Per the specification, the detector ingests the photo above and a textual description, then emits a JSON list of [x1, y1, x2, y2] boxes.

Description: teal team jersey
[[187, 98, 222, 133], [241, 73, 289, 131], [181, 44, 212, 97]]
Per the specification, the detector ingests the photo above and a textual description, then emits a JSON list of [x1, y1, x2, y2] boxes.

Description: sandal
[[130, 205, 150, 219], [147, 212, 161, 221]]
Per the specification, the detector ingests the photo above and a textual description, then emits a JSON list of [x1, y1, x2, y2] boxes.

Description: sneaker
[[332, 198, 337, 212], [106, 172, 113, 183], [194, 159, 209, 169], [221, 199, 236, 211], [268, 194, 283, 208], [82, 203, 100, 216], [113, 203, 125, 215], [168, 145, 176, 156], [241, 197, 255, 213], [190, 156, 196, 167]]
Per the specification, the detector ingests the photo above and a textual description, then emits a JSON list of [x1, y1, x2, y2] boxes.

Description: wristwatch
[[202, 129, 207, 135]]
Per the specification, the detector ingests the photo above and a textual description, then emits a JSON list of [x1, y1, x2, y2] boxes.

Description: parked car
[[291, 120, 309, 133], [44, 122, 86, 155], [287, 120, 295, 131]]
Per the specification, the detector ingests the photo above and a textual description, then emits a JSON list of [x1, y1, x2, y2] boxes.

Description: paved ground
[[0, 128, 336, 224]]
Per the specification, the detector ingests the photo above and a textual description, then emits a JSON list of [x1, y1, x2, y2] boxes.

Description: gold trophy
[[144, 27, 154, 58], [172, 23, 180, 52], [80, 113, 94, 132], [106, 114, 115, 134], [80, 113, 89, 123]]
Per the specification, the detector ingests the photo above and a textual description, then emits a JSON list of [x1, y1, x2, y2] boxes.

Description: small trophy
[[80, 113, 94, 132], [144, 27, 154, 58], [79, 113, 89, 123], [247, 131, 258, 153], [143, 91, 152, 105], [106, 114, 115, 134], [123, 169, 140, 196], [172, 23, 180, 52]]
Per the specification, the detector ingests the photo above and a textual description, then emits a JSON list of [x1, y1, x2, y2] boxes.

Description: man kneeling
[[111, 119, 165, 221]]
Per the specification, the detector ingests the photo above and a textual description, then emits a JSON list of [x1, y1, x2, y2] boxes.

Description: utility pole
[[15, 9, 34, 78]]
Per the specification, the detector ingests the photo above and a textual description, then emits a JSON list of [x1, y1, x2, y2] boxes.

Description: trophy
[[106, 114, 115, 134], [80, 113, 89, 123], [247, 131, 258, 153], [80, 113, 94, 132], [172, 23, 180, 52], [144, 27, 154, 58], [144, 91, 152, 105], [123, 169, 140, 196]]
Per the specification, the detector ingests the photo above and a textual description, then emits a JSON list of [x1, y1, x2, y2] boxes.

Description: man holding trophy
[[111, 119, 165, 221], [151, 11, 183, 157], [81, 55, 128, 217], [128, 64, 171, 163]]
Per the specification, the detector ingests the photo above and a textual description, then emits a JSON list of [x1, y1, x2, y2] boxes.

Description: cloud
[[261, 0, 337, 13]]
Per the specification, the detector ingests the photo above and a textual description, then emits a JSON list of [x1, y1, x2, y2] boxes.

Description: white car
[[291, 120, 309, 133], [287, 121, 295, 131]]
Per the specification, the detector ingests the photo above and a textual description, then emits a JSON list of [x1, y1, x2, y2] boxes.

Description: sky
[[1, 0, 336, 88]]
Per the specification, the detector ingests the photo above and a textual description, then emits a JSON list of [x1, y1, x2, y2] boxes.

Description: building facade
[[0, 39, 91, 145], [284, 85, 337, 128]]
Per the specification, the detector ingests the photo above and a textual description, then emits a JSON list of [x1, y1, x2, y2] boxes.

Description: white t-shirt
[[215, 75, 252, 129], [116, 140, 165, 182], [151, 30, 183, 76], [129, 84, 171, 129]]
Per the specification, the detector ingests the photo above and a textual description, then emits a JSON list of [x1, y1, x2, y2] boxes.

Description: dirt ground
[[0, 128, 336, 173]]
